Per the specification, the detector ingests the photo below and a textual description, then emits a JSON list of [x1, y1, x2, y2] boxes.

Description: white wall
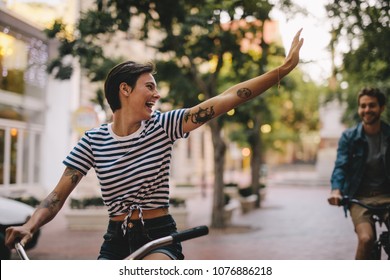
[[41, 64, 80, 193], [316, 99, 346, 179]]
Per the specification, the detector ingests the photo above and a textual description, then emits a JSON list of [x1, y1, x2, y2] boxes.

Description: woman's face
[[127, 73, 160, 120]]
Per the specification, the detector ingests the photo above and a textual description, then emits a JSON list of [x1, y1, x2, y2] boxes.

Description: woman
[[6, 29, 304, 260]]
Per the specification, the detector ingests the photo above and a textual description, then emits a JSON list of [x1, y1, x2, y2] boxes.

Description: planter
[[65, 208, 108, 231], [223, 200, 239, 226], [239, 194, 257, 214], [259, 188, 267, 201]]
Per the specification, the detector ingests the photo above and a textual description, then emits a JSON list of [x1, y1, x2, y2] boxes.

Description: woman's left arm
[[182, 28, 304, 133]]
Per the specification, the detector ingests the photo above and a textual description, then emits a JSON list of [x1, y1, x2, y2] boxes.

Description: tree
[[46, 0, 303, 228], [222, 40, 287, 207], [151, 1, 276, 226], [326, 0, 390, 125], [148, 0, 304, 226]]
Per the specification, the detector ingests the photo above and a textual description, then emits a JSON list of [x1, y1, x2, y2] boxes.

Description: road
[[13, 183, 360, 260]]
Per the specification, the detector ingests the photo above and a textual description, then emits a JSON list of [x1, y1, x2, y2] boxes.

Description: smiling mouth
[[363, 113, 375, 118], [146, 102, 154, 109]]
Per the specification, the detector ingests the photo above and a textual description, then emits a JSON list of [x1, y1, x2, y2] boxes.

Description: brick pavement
[[11, 183, 361, 260]]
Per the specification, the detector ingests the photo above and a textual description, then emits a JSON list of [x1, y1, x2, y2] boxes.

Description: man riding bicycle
[[328, 88, 390, 259]]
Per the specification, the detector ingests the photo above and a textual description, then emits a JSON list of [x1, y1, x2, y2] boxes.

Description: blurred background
[[0, 0, 389, 259]]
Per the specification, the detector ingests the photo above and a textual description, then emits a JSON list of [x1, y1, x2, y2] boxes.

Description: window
[[0, 25, 48, 100], [0, 119, 43, 187], [0, 22, 47, 190]]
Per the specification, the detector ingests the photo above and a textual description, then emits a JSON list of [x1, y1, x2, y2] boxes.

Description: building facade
[[0, 6, 79, 198]]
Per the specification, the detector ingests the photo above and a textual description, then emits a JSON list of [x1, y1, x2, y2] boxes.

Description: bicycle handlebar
[[340, 196, 390, 211], [171, 225, 209, 243], [14, 225, 209, 260], [340, 196, 390, 218], [125, 225, 209, 260], [15, 242, 29, 260]]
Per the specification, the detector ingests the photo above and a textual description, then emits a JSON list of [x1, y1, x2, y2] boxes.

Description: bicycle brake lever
[[341, 196, 349, 218]]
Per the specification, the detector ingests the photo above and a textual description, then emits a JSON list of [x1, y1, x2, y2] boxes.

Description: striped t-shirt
[[63, 109, 189, 218]]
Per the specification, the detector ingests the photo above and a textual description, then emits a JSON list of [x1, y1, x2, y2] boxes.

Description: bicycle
[[14, 225, 209, 260], [340, 196, 390, 260]]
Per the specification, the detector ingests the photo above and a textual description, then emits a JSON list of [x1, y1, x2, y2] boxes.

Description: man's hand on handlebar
[[328, 189, 342, 206]]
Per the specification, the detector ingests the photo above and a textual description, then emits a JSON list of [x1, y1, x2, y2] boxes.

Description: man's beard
[[361, 112, 380, 125]]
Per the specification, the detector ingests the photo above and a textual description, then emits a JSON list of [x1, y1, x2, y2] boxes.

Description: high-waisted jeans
[[98, 214, 184, 260]]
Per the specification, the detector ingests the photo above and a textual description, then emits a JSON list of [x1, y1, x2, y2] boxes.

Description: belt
[[110, 207, 169, 222]]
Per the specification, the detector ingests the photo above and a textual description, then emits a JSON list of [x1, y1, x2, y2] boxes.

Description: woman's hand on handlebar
[[5, 225, 34, 249], [328, 189, 342, 206]]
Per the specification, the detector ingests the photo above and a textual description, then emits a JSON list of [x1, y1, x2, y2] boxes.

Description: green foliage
[[326, 0, 390, 126], [224, 182, 238, 188], [169, 197, 186, 207], [238, 186, 253, 197], [78, 10, 117, 35], [155, 61, 200, 108], [223, 193, 231, 205], [44, 19, 65, 38], [47, 58, 73, 80], [238, 184, 265, 199], [70, 197, 105, 209], [13, 196, 41, 207]]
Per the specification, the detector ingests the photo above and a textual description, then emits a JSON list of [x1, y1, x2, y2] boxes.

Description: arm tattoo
[[64, 167, 81, 185], [38, 191, 60, 212], [184, 106, 215, 124], [237, 88, 252, 99]]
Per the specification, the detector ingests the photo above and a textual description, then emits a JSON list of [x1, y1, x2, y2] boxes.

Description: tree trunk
[[209, 119, 227, 228], [249, 27, 268, 207], [249, 113, 262, 207]]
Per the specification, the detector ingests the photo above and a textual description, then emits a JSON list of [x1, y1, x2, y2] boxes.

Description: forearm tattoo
[[237, 88, 252, 99], [38, 191, 60, 212], [184, 106, 215, 124], [64, 167, 81, 185]]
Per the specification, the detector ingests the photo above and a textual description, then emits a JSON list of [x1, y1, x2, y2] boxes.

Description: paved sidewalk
[[184, 185, 356, 259], [11, 183, 359, 260]]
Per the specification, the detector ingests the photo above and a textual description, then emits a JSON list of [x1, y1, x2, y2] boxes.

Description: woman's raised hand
[[284, 28, 304, 71]]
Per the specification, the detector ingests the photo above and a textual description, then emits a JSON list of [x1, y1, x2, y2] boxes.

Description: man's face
[[358, 95, 384, 125]]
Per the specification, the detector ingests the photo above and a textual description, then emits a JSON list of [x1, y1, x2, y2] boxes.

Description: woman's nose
[[153, 90, 161, 99]]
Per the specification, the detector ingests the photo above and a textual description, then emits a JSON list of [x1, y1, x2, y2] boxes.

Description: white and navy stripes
[[63, 109, 189, 218]]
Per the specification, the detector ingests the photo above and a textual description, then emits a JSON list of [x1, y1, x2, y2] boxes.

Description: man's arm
[[328, 133, 350, 206], [182, 29, 304, 133], [5, 167, 83, 248]]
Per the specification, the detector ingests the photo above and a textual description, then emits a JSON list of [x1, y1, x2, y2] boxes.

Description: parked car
[[0, 197, 40, 259]]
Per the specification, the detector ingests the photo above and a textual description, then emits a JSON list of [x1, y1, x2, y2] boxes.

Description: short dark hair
[[104, 61, 155, 112], [358, 87, 386, 107]]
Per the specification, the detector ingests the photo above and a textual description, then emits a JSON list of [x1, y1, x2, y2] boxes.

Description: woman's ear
[[119, 82, 130, 96]]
